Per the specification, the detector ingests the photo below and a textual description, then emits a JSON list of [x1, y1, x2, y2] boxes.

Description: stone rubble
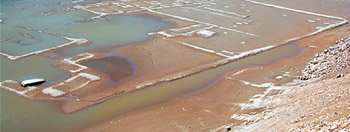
[[300, 36, 350, 80]]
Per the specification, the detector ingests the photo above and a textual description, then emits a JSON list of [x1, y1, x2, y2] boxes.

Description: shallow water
[[158, 0, 344, 54], [52, 14, 174, 56], [0, 43, 302, 132], [0, 0, 174, 131], [0, 0, 174, 84], [81, 55, 137, 87], [0, 55, 68, 84], [0, 27, 68, 56], [0, 0, 94, 55]]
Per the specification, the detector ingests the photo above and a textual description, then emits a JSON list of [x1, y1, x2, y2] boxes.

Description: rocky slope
[[233, 35, 350, 132], [300, 36, 350, 80]]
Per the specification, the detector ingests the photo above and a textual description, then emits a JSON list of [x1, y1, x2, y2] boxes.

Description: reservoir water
[[0, 0, 174, 83], [1, 0, 304, 132]]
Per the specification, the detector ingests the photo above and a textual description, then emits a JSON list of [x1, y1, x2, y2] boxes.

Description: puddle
[[81, 55, 137, 87]]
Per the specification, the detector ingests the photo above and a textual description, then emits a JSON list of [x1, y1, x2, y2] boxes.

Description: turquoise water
[[0, 26, 69, 56], [0, 55, 68, 84], [53, 14, 174, 56], [0, 0, 94, 55], [0, 0, 174, 83], [0, 0, 176, 131], [0, 0, 93, 83]]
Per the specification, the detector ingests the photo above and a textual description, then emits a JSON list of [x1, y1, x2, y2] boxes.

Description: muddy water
[[0, 43, 302, 132], [81, 55, 137, 86]]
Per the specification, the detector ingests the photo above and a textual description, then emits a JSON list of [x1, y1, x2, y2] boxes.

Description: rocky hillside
[[300, 36, 350, 80], [234, 35, 350, 132]]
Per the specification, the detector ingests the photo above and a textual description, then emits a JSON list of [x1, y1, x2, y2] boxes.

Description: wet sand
[[81, 24, 349, 132]]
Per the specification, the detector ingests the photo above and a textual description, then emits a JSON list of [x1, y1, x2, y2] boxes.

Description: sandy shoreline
[[81, 23, 349, 131]]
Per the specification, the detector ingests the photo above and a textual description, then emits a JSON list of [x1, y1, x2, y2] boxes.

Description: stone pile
[[300, 36, 350, 80], [297, 116, 350, 131]]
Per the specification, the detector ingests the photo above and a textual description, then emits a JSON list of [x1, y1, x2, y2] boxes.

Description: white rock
[[307, 19, 316, 23], [196, 30, 216, 37], [42, 88, 65, 97], [275, 76, 283, 79]]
